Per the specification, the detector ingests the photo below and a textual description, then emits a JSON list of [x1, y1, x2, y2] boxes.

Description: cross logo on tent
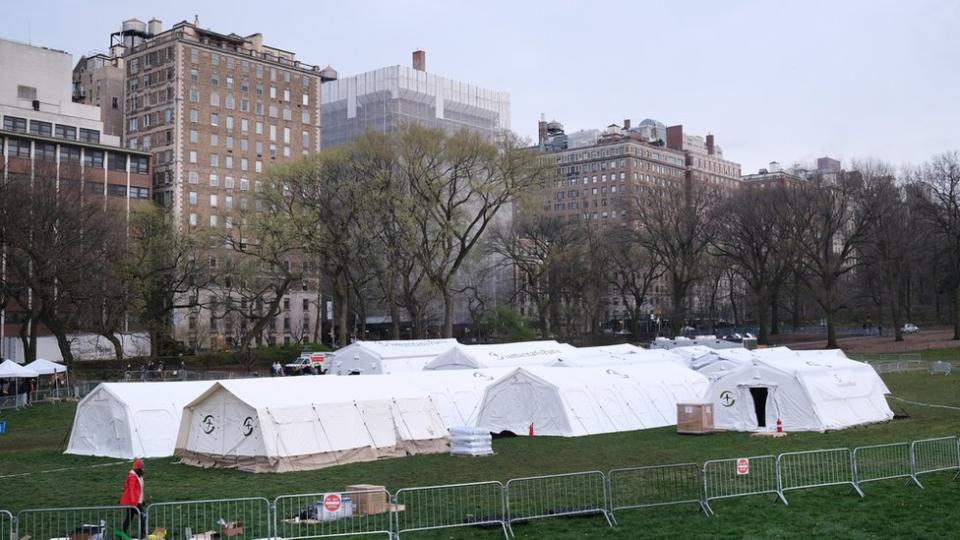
[[720, 390, 736, 407], [242, 417, 254, 437], [201, 414, 216, 434]]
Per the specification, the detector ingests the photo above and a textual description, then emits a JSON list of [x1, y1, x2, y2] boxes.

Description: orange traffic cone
[[528, 423, 535, 437]]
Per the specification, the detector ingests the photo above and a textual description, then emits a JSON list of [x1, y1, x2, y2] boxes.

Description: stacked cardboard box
[[677, 402, 714, 434], [346, 485, 390, 516]]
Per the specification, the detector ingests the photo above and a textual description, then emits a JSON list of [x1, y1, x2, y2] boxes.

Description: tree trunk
[[770, 294, 780, 335], [442, 288, 454, 338], [52, 328, 75, 367], [792, 273, 802, 329], [755, 294, 769, 346], [104, 332, 124, 361], [670, 276, 686, 336], [390, 302, 401, 340], [954, 284, 960, 341], [825, 309, 838, 349]]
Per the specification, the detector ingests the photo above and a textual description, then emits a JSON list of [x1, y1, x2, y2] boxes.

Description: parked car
[[901, 323, 919, 334], [285, 352, 326, 374]]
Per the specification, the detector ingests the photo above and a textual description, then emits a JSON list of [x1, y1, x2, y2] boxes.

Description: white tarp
[[423, 341, 577, 370], [706, 351, 893, 432], [475, 363, 710, 437], [328, 339, 458, 375], [66, 381, 214, 458], [175, 376, 448, 472]]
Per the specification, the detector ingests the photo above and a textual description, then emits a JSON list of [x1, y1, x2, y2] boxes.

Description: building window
[[210, 92, 219, 107], [225, 195, 233, 209], [61, 145, 81, 162], [55, 124, 77, 140], [225, 176, 234, 189], [188, 171, 199, 184], [226, 116, 234, 130], [209, 173, 218, 187], [190, 109, 198, 123], [108, 153, 127, 171], [210, 154, 219, 168], [240, 178, 249, 191], [132, 156, 149, 174], [3, 116, 27, 133], [225, 155, 233, 169], [189, 150, 197, 163], [35, 142, 56, 161], [84, 149, 104, 168], [210, 194, 218, 207], [29, 120, 52, 137], [210, 113, 219, 126], [189, 212, 198, 226], [189, 192, 198, 205], [79, 128, 100, 143], [190, 129, 198, 143], [210, 133, 219, 147]]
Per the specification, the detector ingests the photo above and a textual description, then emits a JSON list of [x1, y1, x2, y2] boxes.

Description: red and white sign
[[736, 458, 750, 475], [323, 494, 342, 512]]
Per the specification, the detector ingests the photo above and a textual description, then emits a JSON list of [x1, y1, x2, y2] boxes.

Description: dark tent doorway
[[749, 387, 769, 428]]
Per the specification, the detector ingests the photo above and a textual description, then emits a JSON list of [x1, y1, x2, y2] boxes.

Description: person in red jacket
[[120, 458, 145, 538]]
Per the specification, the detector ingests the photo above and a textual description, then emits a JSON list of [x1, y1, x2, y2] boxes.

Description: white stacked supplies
[[449, 426, 493, 456]]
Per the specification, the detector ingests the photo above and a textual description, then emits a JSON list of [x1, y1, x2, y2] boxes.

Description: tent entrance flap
[[749, 387, 769, 428]]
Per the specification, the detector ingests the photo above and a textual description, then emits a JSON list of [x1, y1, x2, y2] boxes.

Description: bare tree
[[911, 151, 960, 339], [630, 179, 718, 335], [602, 223, 664, 335], [713, 185, 796, 344]]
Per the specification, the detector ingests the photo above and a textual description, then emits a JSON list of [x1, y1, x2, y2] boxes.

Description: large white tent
[[386, 368, 512, 428], [327, 339, 458, 375], [423, 341, 577, 370], [706, 352, 894, 432], [24, 358, 67, 375], [175, 376, 448, 472], [0, 359, 38, 408], [475, 363, 710, 437], [66, 381, 214, 458]]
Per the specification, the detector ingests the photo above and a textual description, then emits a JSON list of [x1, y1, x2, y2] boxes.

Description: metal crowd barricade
[[777, 448, 863, 500], [702, 455, 786, 515], [930, 361, 952, 375], [852, 442, 921, 489], [146, 497, 271, 540], [1, 510, 12, 540], [393, 481, 507, 539], [16, 506, 141, 540], [607, 463, 707, 518], [274, 488, 393, 539], [910, 436, 960, 487], [505, 471, 613, 535]]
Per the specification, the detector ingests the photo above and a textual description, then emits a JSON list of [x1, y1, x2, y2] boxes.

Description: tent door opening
[[749, 387, 769, 428]]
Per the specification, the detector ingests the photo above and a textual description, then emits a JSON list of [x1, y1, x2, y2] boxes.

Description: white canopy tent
[[66, 381, 214, 458], [175, 376, 448, 472], [25, 358, 69, 398], [0, 359, 38, 409], [327, 339, 459, 375], [706, 352, 893, 432], [475, 363, 710, 437], [423, 341, 577, 370]]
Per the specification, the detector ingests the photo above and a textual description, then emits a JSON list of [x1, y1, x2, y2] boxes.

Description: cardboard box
[[677, 402, 714, 434], [346, 484, 389, 516], [221, 521, 244, 537]]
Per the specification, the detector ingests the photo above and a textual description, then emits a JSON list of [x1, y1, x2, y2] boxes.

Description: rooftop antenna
[[193, 14, 199, 26], [27, 20, 31, 45]]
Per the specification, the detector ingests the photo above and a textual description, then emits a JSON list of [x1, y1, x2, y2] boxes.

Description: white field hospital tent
[[175, 376, 447, 472], [385, 368, 512, 428], [706, 352, 893, 432], [327, 339, 458, 375], [475, 364, 710, 437], [66, 381, 214, 458], [546, 346, 683, 368], [423, 341, 577, 370]]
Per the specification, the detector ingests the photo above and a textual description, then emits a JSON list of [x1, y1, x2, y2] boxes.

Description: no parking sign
[[736, 458, 750, 475]]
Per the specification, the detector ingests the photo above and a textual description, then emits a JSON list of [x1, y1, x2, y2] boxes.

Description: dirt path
[[770, 326, 960, 354]]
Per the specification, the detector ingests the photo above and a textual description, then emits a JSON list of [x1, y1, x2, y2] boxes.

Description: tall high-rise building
[[1, 37, 151, 357], [320, 50, 510, 148], [112, 17, 335, 347]]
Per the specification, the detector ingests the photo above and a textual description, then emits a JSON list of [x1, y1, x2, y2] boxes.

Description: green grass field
[[1, 369, 959, 539]]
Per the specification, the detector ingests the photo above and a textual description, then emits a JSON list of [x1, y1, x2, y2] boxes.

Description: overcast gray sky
[[2, 0, 956, 173]]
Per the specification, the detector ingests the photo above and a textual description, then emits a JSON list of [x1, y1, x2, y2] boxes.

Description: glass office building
[[321, 65, 510, 148]]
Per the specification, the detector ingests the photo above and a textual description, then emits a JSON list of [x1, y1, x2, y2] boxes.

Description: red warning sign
[[736, 458, 750, 475], [323, 493, 342, 512]]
